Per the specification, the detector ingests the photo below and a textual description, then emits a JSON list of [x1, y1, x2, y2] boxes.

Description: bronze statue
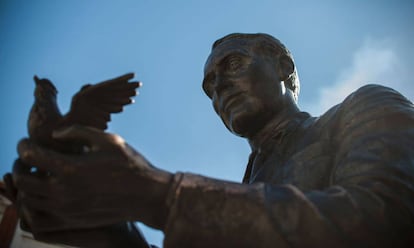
[[4, 33, 414, 247]]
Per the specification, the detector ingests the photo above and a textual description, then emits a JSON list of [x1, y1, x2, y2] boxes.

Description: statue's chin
[[227, 113, 257, 138], [227, 106, 274, 138], [222, 99, 268, 138]]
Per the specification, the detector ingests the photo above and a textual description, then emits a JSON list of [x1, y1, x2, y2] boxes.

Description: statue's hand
[[13, 125, 172, 236]]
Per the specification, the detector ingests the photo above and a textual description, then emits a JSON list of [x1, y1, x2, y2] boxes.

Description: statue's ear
[[277, 55, 294, 81]]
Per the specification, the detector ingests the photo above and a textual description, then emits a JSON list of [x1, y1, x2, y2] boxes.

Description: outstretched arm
[[162, 85, 414, 247]]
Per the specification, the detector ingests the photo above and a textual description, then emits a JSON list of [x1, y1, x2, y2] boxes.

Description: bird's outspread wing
[[64, 73, 141, 130]]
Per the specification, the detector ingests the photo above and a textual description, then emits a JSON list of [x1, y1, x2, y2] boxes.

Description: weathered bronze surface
[[5, 33, 414, 247]]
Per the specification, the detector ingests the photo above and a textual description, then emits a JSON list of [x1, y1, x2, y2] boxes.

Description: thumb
[[52, 125, 125, 152]]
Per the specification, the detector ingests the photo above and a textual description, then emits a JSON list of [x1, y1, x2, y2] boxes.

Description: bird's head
[[33, 75, 58, 99]]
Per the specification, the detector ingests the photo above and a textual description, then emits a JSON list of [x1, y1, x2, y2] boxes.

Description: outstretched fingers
[[99, 73, 135, 85], [17, 138, 75, 175], [53, 125, 126, 152]]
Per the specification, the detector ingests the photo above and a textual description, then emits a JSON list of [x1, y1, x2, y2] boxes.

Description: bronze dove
[[10, 73, 150, 246], [28, 73, 141, 152]]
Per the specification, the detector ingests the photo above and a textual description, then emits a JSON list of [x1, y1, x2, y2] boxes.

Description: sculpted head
[[34, 76, 58, 99], [203, 33, 300, 137], [209, 33, 300, 100]]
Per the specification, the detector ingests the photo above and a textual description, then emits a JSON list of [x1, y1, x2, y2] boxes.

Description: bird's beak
[[34, 75, 40, 85]]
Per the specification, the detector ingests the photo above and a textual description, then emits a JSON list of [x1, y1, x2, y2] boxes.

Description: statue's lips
[[222, 91, 245, 113]]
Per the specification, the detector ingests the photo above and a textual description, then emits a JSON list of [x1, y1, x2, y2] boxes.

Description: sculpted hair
[[213, 33, 300, 101]]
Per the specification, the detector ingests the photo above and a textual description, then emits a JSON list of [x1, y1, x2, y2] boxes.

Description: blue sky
[[1, 0, 413, 246]]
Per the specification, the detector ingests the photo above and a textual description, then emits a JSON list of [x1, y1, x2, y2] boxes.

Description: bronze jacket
[[164, 85, 414, 247]]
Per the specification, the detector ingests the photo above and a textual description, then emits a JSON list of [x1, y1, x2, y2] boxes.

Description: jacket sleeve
[[163, 85, 414, 248]]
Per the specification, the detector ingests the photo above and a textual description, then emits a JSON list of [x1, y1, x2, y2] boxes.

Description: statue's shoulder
[[342, 84, 411, 109], [337, 84, 413, 120], [297, 85, 413, 150], [314, 84, 413, 140], [332, 84, 414, 136]]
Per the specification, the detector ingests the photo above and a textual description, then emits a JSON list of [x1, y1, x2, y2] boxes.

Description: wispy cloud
[[308, 37, 412, 115]]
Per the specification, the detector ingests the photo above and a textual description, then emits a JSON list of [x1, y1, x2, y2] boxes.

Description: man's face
[[203, 39, 286, 137]]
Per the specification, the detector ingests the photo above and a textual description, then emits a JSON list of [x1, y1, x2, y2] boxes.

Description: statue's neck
[[248, 107, 309, 152]]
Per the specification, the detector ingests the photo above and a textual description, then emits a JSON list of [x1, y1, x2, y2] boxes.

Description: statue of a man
[[8, 33, 414, 247]]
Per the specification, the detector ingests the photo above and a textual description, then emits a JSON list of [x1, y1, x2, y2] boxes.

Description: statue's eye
[[226, 56, 242, 71]]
